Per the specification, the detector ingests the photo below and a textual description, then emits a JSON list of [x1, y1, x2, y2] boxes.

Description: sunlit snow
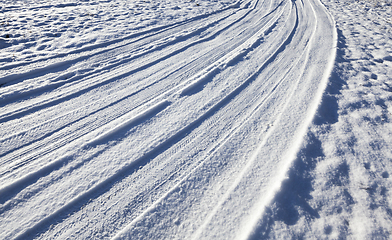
[[0, 0, 391, 239]]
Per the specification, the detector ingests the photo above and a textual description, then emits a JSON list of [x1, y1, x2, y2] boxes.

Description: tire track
[[111, 2, 300, 238], [0, 0, 336, 238], [109, 0, 334, 238], [0, 7, 241, 121], [1, 1, 296, 237], [0, 0, 243, 74], [0, 0, 270, 130], [0, 0, 286, 208], [0, 5, 258, 171], [0, 0, 282, 183]]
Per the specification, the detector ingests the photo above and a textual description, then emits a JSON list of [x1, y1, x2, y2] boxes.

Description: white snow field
[[0, 0, 391, 238]]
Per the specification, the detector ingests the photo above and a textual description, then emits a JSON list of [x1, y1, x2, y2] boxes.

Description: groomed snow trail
[[0, 0, 336, 239]]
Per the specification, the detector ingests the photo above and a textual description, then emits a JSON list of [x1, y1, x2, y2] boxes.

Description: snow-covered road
[[0, 0, 336, 238]]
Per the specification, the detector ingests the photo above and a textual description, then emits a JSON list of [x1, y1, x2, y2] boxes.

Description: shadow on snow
[[248, 27, 351, 238]]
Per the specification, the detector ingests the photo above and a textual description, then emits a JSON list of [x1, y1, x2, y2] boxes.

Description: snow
[[259, 0, 392, 238], [0, 0, 237, 65], [0, 0, 391, 239]]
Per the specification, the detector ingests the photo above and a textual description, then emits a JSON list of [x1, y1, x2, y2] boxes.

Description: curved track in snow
[[0, 0, 336, 238]]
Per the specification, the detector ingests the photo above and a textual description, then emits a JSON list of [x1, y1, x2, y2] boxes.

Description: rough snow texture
[[0, 0, 390, 239], [259, 0, 392, 238], [0, 0, 236, 65]]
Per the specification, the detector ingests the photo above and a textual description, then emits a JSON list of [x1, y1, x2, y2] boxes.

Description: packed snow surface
[[0, 0, 391, 239]]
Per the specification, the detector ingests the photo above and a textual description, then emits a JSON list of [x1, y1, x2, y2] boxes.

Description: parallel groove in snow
[[0, 2, 273, 168], [113, 3, 299, 237], [0, 6, 249, 175], [0, 0, 336, 238], [0, 0, 278, 186]]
